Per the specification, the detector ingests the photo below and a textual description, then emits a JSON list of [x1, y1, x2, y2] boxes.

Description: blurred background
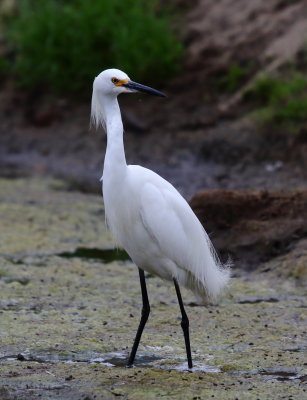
[[0, 0, 307, 267], [1, 0, 307, 193]]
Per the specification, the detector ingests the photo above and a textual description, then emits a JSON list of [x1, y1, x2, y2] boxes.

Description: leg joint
[[181, 316, 189, 330], [141, 304, 150, 319]]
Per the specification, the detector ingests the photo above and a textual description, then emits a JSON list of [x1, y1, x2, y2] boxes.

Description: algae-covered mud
[[0, 178, 306, 399]]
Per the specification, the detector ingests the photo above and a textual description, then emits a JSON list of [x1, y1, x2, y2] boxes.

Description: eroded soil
[[190, 189, 307, 269]]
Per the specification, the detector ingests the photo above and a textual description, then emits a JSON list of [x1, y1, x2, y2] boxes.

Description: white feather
[[91, 77, 106, 130], [104, 165, 230, 303], [91, 68, 231, 304]]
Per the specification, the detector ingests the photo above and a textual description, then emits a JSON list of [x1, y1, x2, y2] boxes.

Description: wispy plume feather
[[90, 78, 106, 130]]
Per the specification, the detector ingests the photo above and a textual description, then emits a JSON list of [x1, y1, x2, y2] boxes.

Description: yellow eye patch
[[111, 77, 129, 86]]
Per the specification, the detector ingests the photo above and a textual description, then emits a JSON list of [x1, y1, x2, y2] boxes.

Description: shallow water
[[58, 247, 131, 263]]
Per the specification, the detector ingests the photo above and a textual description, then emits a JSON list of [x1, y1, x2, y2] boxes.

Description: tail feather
[[201, 232, 231, 301], [180, 228, 231, 304]]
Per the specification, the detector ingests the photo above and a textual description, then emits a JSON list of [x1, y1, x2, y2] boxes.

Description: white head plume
[[91, 77, 106, 130]]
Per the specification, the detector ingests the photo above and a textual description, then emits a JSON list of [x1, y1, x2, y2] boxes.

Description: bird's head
[[91, 68, 166, 129], [93, 68, 166, 98]]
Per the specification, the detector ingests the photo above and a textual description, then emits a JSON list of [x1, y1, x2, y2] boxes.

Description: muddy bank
[[0, 177, 306, 399], [190, 189, 307, 269]]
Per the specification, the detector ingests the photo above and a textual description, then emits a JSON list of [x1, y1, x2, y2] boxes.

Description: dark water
[[58, 247, 131, 263]]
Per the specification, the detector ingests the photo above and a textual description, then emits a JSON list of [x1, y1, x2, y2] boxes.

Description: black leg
[[173, 278, 193, 369], [127, 268, 150, 367]]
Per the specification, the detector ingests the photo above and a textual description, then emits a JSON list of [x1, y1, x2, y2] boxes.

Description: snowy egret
[[91, 68, 230, 369]]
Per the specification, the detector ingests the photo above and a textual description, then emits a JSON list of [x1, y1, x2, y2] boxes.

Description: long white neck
[[102, 95, 127, 180]]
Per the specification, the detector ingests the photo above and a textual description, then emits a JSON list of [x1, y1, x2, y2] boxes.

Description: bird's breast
[[103, 176, 140, 244]]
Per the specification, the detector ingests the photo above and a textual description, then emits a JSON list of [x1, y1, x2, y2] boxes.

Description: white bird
[[91, 68, 230, 369]]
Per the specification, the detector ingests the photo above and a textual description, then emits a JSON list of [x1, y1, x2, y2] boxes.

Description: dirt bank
[[190, 189, 307, 269]]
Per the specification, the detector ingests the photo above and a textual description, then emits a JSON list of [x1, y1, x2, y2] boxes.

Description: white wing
[[140, 181, 196, 268], [139, 178, 230, 302]]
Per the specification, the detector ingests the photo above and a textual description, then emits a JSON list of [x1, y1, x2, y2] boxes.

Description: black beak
[[123, 80, 166, 98]]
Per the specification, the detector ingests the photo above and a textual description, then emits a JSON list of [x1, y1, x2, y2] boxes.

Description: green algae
[[0, 177, 114, 255], [0, 177, 306, 399], [220, 364, 240, 372]]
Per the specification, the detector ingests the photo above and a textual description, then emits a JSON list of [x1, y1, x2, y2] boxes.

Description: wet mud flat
[[0, 177, 306, 399]]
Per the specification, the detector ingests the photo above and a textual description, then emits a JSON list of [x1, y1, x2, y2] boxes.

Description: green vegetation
[[246, 72, 307, 133], [0, 56, 9, 80], [6, 0, 182, 94], [217, 63, 248, 93]]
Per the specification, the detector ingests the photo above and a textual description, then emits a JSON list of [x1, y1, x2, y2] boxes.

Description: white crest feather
[[91, 77, 106, 130]]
